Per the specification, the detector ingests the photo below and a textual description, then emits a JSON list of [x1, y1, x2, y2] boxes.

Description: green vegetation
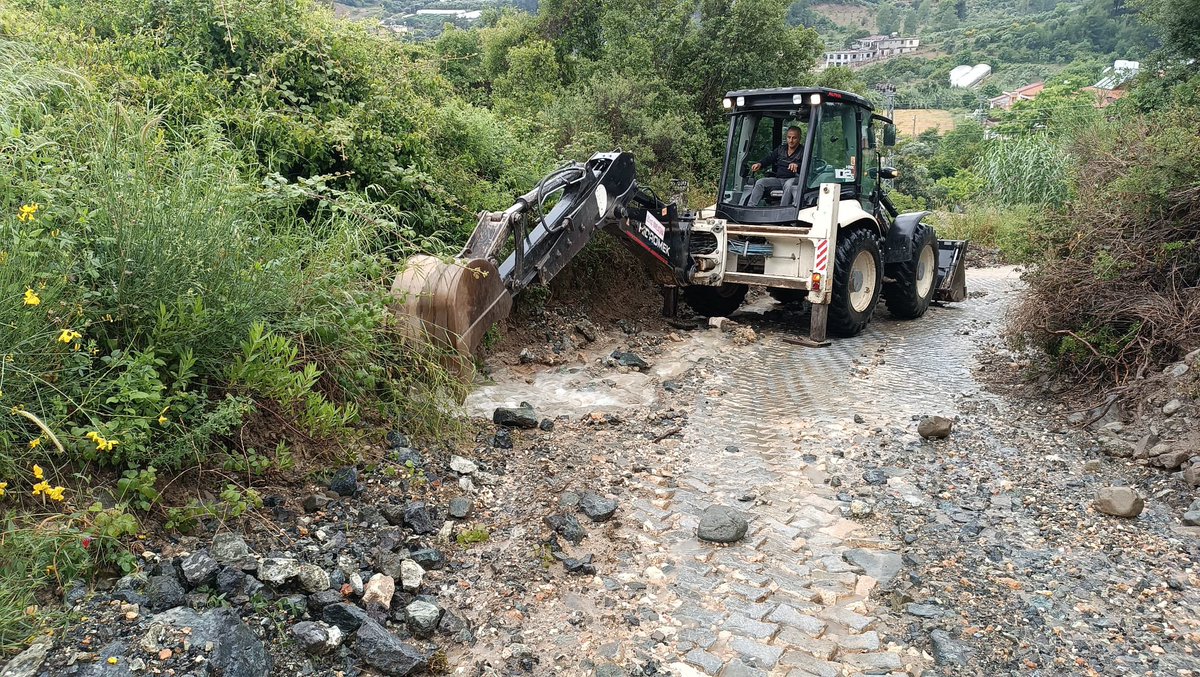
[[883, 0, 1200, 383]]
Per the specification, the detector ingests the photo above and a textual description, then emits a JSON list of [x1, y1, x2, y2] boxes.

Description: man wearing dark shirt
[[743, 125, 804, 206]]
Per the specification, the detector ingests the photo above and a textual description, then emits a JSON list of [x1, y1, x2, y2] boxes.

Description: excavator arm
[[392, 152, 685, 365]]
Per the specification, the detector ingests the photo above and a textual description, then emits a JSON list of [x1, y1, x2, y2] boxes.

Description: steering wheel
[[810, 159, 831, 175]]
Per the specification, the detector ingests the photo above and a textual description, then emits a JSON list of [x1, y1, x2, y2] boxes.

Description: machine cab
[[716, 88, 889, 226]]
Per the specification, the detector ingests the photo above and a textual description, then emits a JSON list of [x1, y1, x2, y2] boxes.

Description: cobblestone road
[[625, 268, 1022, 677]]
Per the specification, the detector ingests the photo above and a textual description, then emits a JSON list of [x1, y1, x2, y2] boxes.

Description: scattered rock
[[302, 494, 330, 513], [1093, 486, 1145, 518], [289, 621, 343, 655], [918, 416, 954, 439], [696, 505, 748, 544], [449, 455, 477, 474], [145, 574, 185, 612], [259, 557, 301, 586], [408, 548, 446, 571], [405, 600, 441, 638], [448, 497, 472, 519], [1163, 399, 1183, 416], [1164, 363, 1189, 378], [400, 559, 425, 592], [492, 427, 514, 449], [558, 553, 596, 575], [1083, 459, 1103, 473], [353, 618, 428, 676], [180, 550, 219, 588], [294, 564, 329, 593], [579, 493, 618, 522], [1, 640, 50, 677], [906, 603, 943, 618], [362, 574, 396, 610], [494, 403, 539, 428], [404, 502, 438, 535], [329, 467, 359, 497], [150, 607, 271, 676], [611, 350, 650, 369], [862, 469, 888, 486], [545, 514, 587, 544], [1184, 464, 1200, 487], [843, 549, 903, 586], [211, 534, 252, 563], [539, 418, 555, 431], [323, 603, 371, 634], [930, 630, 971, 666]]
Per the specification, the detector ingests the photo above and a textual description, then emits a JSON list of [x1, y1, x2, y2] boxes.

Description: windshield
[[720, 102, 861, 210]]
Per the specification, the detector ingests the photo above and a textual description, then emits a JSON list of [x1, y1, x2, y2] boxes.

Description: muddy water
[[461, 330, 730, 418]]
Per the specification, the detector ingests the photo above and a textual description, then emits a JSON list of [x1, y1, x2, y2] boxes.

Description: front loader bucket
[[934, 239, 968, 302], [391, 255, 513, 375]]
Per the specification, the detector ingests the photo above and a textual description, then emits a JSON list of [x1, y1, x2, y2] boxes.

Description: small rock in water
[[544, 514, 587, 544], [448, 497, 472, 519], [579, 493, 618, 522], [1093, 486, 1145, 518], [696, 505, 748, 543], [918, 416, 954, 439], [329, 467, 359, 497], [610, 351, 650, 369], [494, 403, 539, 428], [854, 414, 865, 424], [539, 418, 555, 431]]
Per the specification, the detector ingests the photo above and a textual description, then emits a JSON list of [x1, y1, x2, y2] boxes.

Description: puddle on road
[[461, 329, 731, 418]]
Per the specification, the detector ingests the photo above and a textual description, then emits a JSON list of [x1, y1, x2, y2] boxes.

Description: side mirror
[[883, 124, 896, 148], [878, 167, 900, 180]]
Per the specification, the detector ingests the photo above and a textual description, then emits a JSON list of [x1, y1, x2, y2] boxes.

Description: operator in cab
[[742, 125, 804, 207]]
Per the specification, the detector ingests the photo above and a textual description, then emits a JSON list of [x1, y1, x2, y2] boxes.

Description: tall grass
[[974, 134, 1073, 209]]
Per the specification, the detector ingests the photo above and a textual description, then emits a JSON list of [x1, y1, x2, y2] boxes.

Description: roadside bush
[[1014, 102, 1200, 382]]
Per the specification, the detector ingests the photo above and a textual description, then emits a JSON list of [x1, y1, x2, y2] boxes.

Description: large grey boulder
[[145, 607, 271, 676], [697, 506, 748, 543], [918, 416, 954, 439], [1094, 486, 1145, 518]]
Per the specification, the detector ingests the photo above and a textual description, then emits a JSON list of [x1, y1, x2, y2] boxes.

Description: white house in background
[[1084, 60, 1141, 107], [823, 34, 920, 68], [950, 64, 992, 88], [413, 9, 482, 19]]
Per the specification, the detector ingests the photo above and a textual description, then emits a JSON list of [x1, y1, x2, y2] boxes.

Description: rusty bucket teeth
[[391, 255, 513, 377]]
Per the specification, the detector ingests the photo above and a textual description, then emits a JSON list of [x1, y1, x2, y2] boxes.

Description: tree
[[932, 0, 960, 30], [877, 3, 901, 34], [903, 10, 920, 34]]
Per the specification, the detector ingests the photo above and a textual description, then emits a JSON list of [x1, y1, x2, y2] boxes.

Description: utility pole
[[875, 83, 896, 119]]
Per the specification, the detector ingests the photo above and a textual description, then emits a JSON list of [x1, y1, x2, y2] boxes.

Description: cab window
[[808, 102, 859, 189]]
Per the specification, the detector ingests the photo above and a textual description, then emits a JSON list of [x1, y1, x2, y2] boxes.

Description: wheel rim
[[916, 243, 936, 298], [848, 249, 878, 313]]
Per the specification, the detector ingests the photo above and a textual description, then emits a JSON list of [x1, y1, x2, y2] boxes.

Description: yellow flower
[[32, 464, 43, 480], [17, 203, 40, 222], [57, 329, 82, 344], [46, 486, 66, 502], [29, 438, 40, 449], [32, 480, 49, 496], [22, 289, 40, 306], [157, 415, 168, 425], [86, 432, 118, 451], [0, 482, 7, 498]]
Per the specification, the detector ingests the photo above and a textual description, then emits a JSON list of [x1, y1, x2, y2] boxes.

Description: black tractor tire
[[829, 227, 883, 337], [883, 223, 937, 320], [684, 283, 748, 317]]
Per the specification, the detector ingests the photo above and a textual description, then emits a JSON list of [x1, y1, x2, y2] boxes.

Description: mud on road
[[452, 266, 1200, 677]]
